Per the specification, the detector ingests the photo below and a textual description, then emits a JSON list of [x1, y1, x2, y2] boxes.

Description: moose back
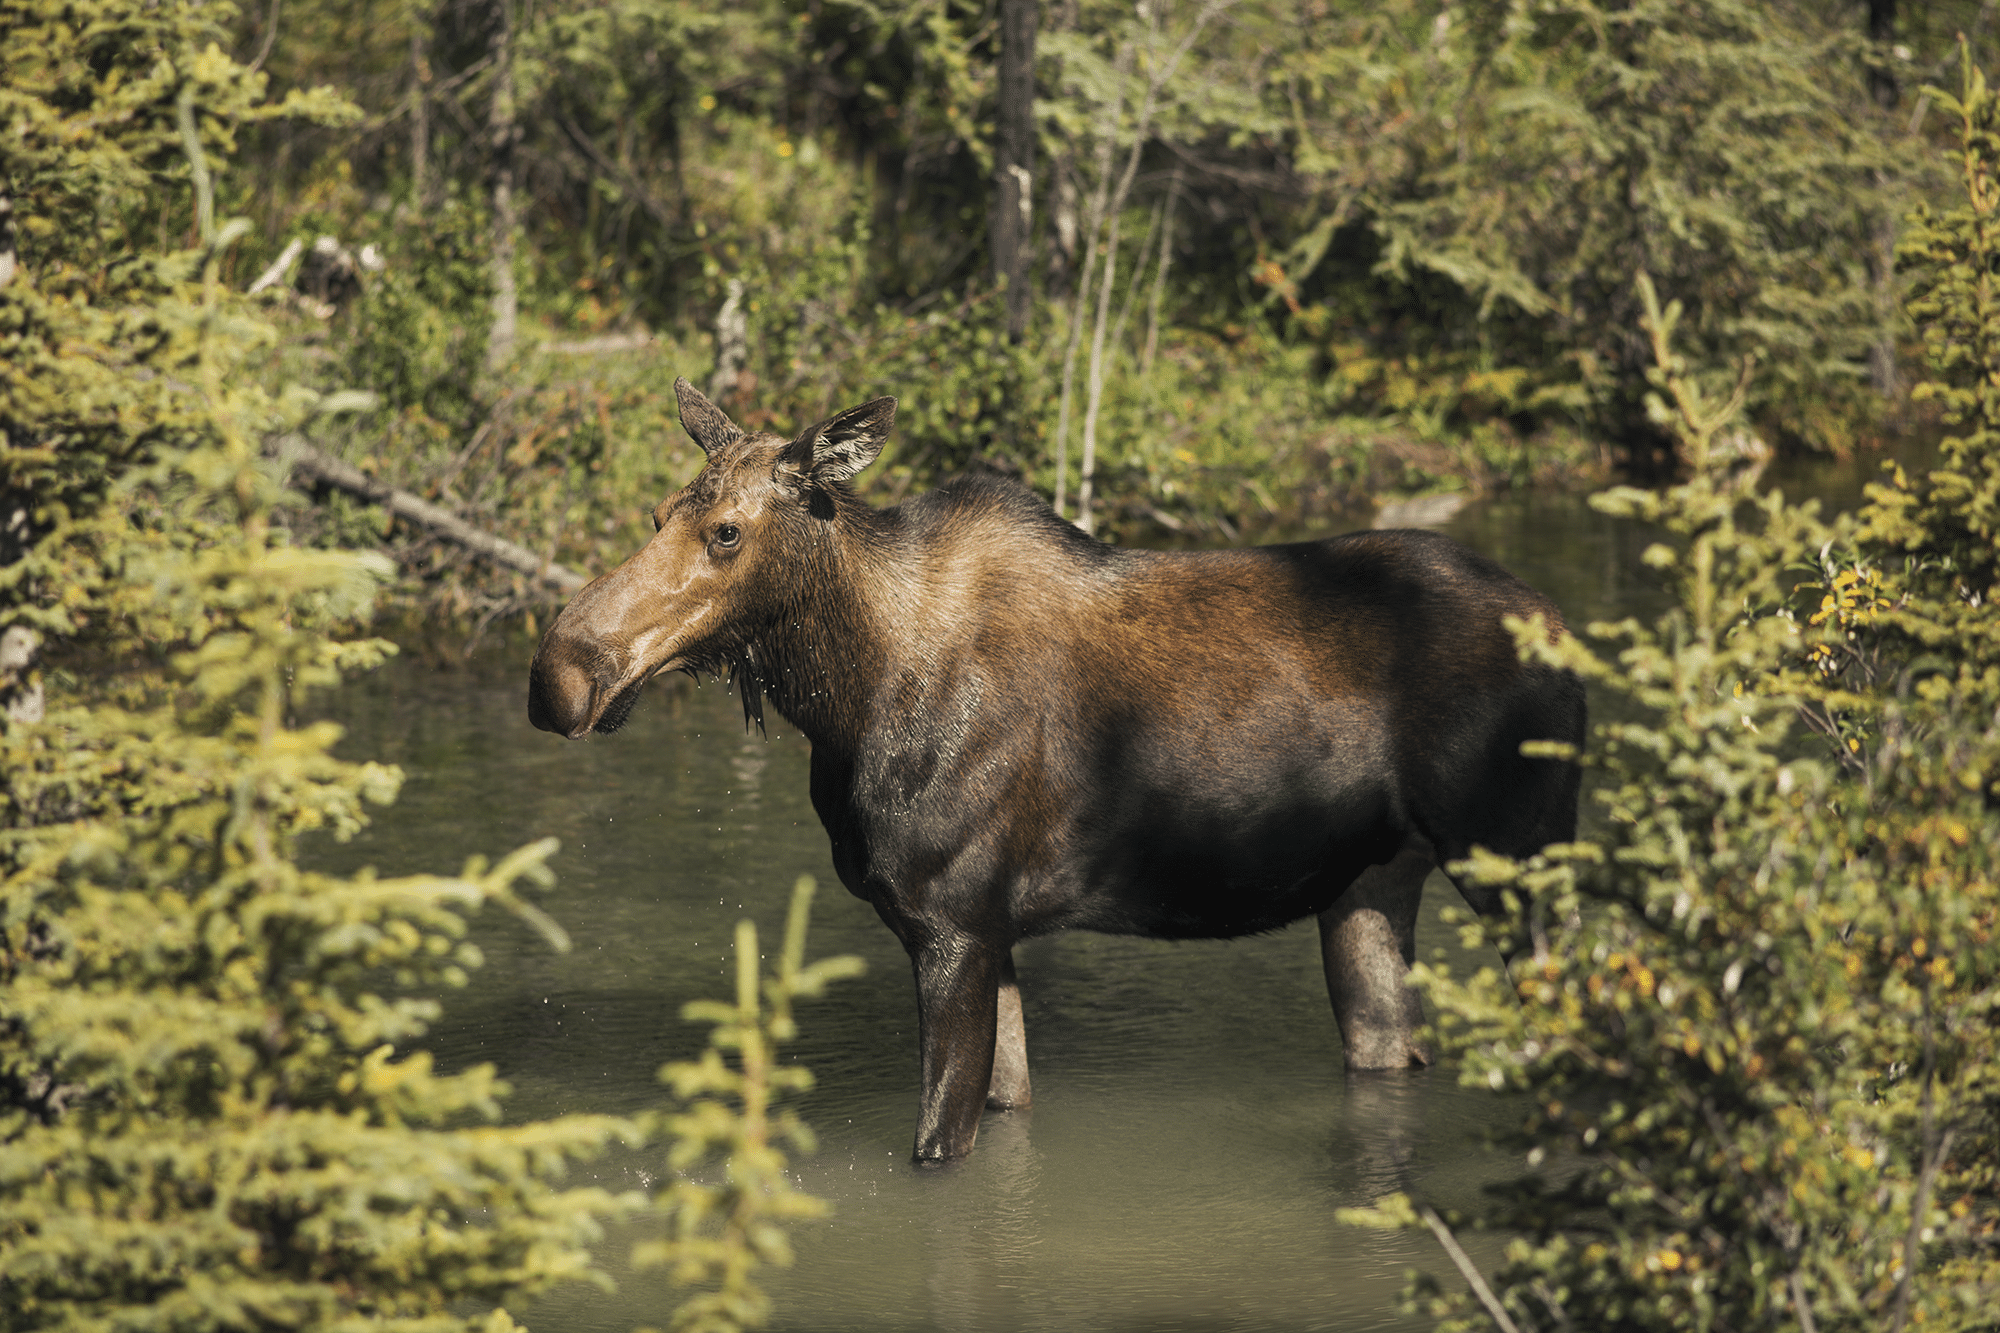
[[527, 380, 1585, 1164]]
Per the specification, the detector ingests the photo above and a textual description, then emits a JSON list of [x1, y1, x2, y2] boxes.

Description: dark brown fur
[[528, 380, 1584, 1163]]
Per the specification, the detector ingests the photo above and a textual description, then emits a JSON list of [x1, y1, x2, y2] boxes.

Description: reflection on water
[[307, 463, 1899, 1332]]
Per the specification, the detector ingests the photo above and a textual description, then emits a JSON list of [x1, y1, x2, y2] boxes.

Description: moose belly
[[1041, 690, 1403, 937], [1044, 763, 1402, 940], [832, 709, 1405, 944]]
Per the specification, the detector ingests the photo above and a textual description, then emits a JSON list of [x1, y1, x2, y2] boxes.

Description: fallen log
[[281, 441, 587, 593]]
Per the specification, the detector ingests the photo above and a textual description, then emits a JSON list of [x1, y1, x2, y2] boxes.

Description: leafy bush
[[1340, 61, 2000, 1332], [1280, 0, 1917, 461], [342, 196, 494, 426]]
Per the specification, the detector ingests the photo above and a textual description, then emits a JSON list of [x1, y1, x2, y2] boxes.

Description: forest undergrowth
[[180, 0, 1980, 633]]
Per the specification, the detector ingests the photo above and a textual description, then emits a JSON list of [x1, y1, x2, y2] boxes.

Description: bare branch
[[281, 441, 586, 593], [1417, 1205, 1524, 1333]]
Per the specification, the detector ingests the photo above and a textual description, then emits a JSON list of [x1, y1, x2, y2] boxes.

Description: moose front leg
[[1319, 841, 1435, 1070], [910, 936, 1003, 1164]]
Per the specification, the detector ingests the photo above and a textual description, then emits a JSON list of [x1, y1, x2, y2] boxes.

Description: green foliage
[[342, 197, 494, 425], [183, 0, 1999, 591], [1338, 68, 2000, 1329], [636, 877, 863, 1333], [765, 285, 1043, 492], [1, 4, 637, 1327], [1868, 66, 2000, 662], [1278, 0, 1913, 457]]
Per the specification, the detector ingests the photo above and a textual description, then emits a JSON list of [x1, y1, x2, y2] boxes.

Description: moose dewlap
[[527, 378, 1584, 1164]]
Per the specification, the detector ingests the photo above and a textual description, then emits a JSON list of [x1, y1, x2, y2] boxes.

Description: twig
[[559, 117, 676, 227], [1417, 1205, 1523, 1333], [247, 238, 304, 293], [1790, 1271, 1819, 1333], [248, 0, 281, 74]]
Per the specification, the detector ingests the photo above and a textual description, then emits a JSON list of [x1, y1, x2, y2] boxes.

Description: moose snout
[[526, 648, 603, 738]]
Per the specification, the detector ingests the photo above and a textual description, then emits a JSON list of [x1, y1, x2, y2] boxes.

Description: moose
[[528, 379, 1585, 1164]]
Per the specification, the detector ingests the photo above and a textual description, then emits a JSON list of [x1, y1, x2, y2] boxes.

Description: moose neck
[[742, 502, 912, 757]]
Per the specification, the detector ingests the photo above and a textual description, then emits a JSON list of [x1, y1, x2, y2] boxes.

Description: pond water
[[306, 447, 1911, 1333]]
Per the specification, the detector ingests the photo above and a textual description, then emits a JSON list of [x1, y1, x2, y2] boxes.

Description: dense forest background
[[5, 2, 2000, 1330], [152, 0, 1996, 622]]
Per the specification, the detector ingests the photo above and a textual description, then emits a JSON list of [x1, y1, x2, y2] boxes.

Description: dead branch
[[281, 440, 586, 593]]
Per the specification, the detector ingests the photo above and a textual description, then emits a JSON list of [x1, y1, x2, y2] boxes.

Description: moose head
[[526, 378, 896, 739]]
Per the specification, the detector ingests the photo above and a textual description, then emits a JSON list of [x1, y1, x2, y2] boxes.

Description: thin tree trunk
[[175, 86, 216, 245], [1110, 193, 1163, 356], [990, 0, 1037, 343], [248, 0, 282, 72], [409, 12, 430, 209], [1077, 0, 1230, 532], [1052, 43, 1130, 522], [0, 192, 15, 293], [1048, 156, 1079, 298], [486, 0, 518, 371], [1864, 2, 1901, 399], [1868, 187, 1902, 401], [1077, 205, 1124, 535], [1044, 0, 1082, 304], [1142, 167, 1180, 375]]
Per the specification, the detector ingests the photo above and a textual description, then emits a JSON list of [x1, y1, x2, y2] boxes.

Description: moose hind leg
[[987, 949, 1031, 1110], [1319, 841, 1435, 1070]]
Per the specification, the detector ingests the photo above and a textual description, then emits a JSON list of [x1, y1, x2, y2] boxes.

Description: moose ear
[[780, 396, 897, 484], [674, 376, 744, 458]]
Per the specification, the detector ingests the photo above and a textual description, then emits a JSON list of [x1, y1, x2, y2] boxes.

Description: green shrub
[[1, 5, 635, 1327], [342, 196, 494, 426], [1339, 61, 2000, 1330], [639, 877, 863, 1333]]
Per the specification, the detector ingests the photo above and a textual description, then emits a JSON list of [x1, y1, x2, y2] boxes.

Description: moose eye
[[713, 522, 742, 550]]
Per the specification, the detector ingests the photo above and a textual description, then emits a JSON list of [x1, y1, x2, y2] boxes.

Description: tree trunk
[[1052, 42, 1130, 523], [1076, 203, 1122, 536], [409, 11, 430, 209], [1868, 0, 1898, 111], [1142, 167, 1180, 375], [486, 0, 519, 370], [990, 0, 1037, 343]]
